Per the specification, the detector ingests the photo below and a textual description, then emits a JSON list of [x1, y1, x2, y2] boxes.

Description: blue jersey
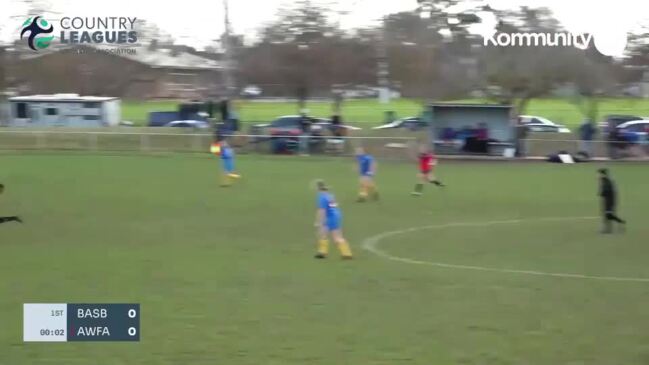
[[318, 191, 341, 222], [357, 154, 374, 176], [221, 146, 234, 160]]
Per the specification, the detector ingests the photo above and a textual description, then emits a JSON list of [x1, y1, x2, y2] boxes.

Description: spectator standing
[[515, 119, 529, 157], [476, 123, 489, 141], [578, 119, 597, 158], [219, 99, 230, 123], [298, 110, 311, 155], [331, 114, 345, 137], [608, 127, 622, 160]]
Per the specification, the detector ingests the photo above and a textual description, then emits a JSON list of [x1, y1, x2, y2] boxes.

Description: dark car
[[600, 115, 644, 134], [252, 115, 363, 154], [255, 115, 362, 136], [616, 119, 649, 142], [268, 116, 318, 136]]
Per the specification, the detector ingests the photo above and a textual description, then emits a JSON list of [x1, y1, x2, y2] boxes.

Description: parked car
[[616, 119, 649, 141], [254, 116, 361, 135], [252, 115, 361, 154], [599, 115, 644, 133], [165, 120, 210, 129], [313, 120, 362, 132], [373, 117, 427, 131], [518, 115, 570, 133], [241, 85, 262, 98]]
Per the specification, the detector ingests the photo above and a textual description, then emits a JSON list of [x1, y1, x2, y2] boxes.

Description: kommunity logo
[[470, 10, 629, 57]]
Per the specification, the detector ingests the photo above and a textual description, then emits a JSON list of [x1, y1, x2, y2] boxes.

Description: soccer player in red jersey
[[412, 145, 445, 196]]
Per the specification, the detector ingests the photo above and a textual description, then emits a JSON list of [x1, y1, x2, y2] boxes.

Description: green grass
[[235, 98, 422, 124], [121, 100, 179, 124], [2, 153, 649, 364], [120, 98, 649, 128]]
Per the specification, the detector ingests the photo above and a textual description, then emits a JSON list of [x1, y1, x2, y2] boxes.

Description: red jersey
[[418, 152, 436, 172]]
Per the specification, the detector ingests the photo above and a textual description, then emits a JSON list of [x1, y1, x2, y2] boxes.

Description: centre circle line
[[361, 216, 649, 283]]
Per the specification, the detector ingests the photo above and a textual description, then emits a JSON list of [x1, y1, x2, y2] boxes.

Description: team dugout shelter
[[428, 103, 514, 155], [8, 94, 121, 127]]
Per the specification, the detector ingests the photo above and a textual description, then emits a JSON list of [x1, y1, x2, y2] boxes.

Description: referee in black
[[0, 184, 22, 225], [598, 169, 625, 233]]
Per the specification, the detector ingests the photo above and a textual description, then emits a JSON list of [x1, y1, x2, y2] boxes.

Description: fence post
[[35, 132, 46, 149], [192, 134, 202, 152], [88, 133, 98, 151], [140, 134, 150, 152]]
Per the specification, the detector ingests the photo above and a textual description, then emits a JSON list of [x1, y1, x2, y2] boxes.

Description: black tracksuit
[[599, 175, 625, 231]]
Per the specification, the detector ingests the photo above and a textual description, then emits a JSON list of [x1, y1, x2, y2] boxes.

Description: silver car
[[519, 115, 571, 133]]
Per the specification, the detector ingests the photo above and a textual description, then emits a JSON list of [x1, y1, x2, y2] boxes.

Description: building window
[[83, 102, 99, 109], [16, 103, 28, 118], [45, 108, 58, 116], [83, 115, 99, 120]]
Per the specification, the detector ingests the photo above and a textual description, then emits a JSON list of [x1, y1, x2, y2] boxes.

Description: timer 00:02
[[40, 329, 65, 336]]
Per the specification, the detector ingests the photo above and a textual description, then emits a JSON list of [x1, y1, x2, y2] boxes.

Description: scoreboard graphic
[[23, 303, 140, 342]]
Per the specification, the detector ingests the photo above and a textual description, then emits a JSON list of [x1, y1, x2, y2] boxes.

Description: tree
[[382, 1, 485, 102], [240, 0, 375, 107], [476, 6, 613, 115], [625, 26, 649, 64], [260, 0, 339, 45]]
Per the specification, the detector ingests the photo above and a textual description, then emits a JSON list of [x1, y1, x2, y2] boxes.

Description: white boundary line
[[362, 216, 649, 283]]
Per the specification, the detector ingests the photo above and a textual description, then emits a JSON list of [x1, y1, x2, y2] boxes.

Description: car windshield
[[628, 123, 648, 132], [609, 116, 641, 125]]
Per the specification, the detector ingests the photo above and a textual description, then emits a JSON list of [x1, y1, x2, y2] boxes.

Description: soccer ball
[[210, 143, 221, 155]]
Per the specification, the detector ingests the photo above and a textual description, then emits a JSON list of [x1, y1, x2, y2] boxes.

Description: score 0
[[127, 307, 138, 337]]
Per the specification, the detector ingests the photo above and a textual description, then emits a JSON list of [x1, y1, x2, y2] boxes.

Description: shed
[[8, 94, 120, 127], [428, 103, 514, 155]]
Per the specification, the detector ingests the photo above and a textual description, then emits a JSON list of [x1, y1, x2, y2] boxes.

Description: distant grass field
[[2, 153, 649, 364], [121, 98, 649, 129]]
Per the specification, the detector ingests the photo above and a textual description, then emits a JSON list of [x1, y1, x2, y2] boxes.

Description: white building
[[8, 94, 121, 127]]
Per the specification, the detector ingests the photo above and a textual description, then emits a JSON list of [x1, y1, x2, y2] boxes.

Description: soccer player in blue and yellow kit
[[314, 180, 353, 259], [217, 141, 241, 187], [355, 147, 378, 202]]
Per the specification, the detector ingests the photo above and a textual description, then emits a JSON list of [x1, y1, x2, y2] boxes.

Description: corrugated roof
[[19, 44, 222, 70], [10, 94, 118, 102], [119, 47, 221, 70], [431, 103, 513, 109]]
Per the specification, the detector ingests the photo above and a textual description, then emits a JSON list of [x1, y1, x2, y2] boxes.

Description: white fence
[[0, 130, 419, 160], [0, 130, 214, 153], [0, 129, 647, 160]]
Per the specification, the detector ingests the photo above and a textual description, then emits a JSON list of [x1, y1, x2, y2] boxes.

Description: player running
[[412, 145, 445, 196], [314, 180, 353, 260], [355, 147, 378, 202], [0, 184, 22, 225], [213, 140, 241, 187]]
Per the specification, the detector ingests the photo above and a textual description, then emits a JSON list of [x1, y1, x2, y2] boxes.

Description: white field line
[[362, 216, 649, 283]]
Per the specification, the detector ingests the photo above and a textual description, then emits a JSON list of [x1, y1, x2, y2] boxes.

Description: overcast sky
[[1, 0, 647, 50]]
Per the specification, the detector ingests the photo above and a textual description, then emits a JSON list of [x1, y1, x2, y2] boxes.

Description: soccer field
[[1, 153, 649, 365]]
